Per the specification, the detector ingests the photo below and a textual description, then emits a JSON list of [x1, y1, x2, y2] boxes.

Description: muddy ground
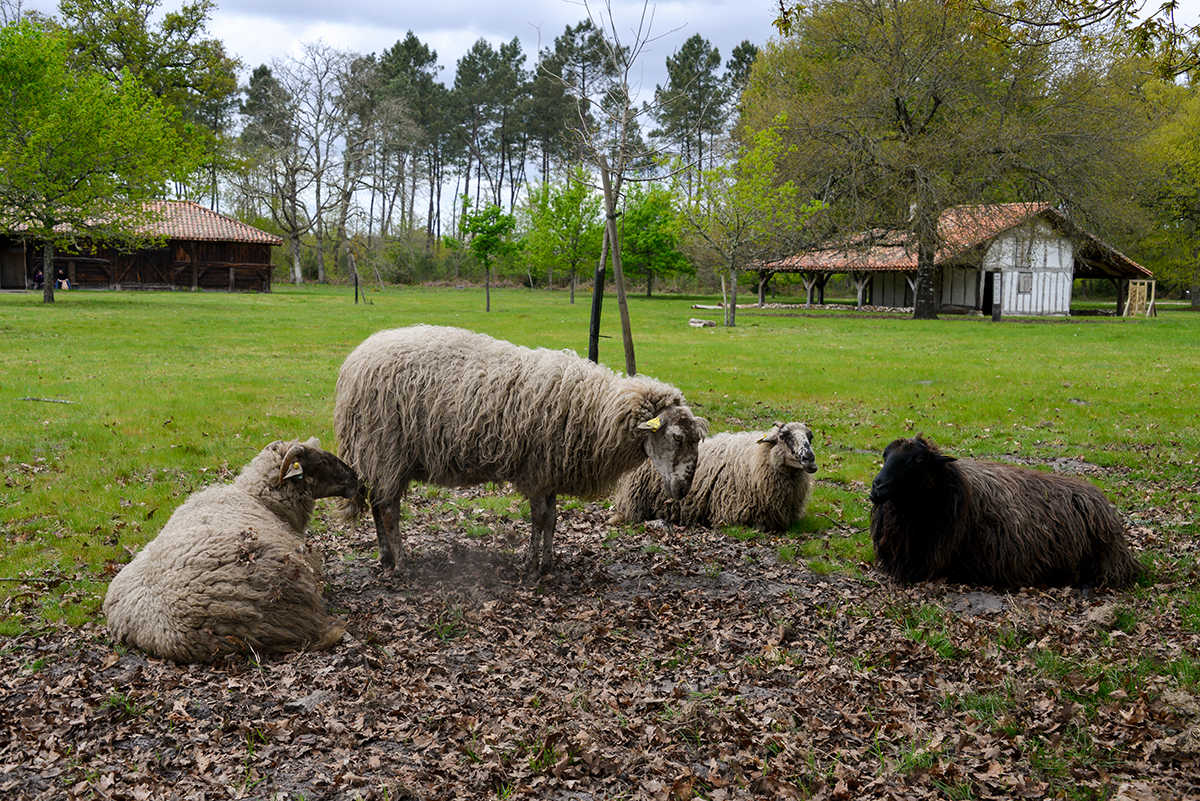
[[2, 487, 1197, 800]]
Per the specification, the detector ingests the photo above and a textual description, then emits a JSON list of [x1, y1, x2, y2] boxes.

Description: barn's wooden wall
[[874, 273, 914, 307], [27, 239, 274, 292]]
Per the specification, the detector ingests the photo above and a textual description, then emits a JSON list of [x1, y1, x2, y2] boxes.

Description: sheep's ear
[[638, 416, 662, 432], [934, 454, 957, 465], [757, 429, 780, 444], [279, 443, 308, 484]]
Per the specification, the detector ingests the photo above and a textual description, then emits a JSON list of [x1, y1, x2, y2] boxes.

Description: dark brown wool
[[869, 435, 1142, 589]]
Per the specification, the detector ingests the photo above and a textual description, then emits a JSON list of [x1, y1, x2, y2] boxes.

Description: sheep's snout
[[788, 441, 818, 474], [306, 454, 367, 501], [665, 469, 694, 501], [868, 478, 891, 505]]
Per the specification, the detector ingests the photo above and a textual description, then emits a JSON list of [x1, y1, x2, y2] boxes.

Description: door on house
[[982, 271, 996, 316]]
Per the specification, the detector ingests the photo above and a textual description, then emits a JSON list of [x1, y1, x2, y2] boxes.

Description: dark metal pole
[[587, 228, 609, 363]]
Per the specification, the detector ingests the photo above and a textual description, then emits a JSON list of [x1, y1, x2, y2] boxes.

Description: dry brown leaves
[[2, 490, 1197, 800]]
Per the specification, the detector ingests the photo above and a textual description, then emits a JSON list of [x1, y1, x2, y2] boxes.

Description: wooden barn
[[0, 200, 282, 292], [761, 203, 1154, 316]]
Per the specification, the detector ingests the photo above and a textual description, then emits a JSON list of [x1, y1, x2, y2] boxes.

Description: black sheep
[[869, 434, 1142, 589]]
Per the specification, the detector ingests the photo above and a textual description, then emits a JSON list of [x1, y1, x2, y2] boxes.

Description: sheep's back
[[336, 326, 680, 500], [953, 460, 1128, 584], [102, 486, 329, 662], [613, 431, 810, 530]]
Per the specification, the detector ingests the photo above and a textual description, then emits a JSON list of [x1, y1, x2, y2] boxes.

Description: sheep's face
[[640, 406, 707, 501], [869, 435, 956, 505], [763, 422, 818, 474], [277, 439, 367, 501]]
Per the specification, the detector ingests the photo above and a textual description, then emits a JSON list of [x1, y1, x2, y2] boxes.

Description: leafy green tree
[[522, 166, 603, 301], [620, 182, 689, 297], [774, 0, 1199, 77], [743, 0, 1153, 319], [680, 117, 818, 326], [1136, 81, 1200, 303], [0, 19, 201, 303], [460, 198, 519, 311], [652, 34, 728, 198], [453, 38, 530, 209], [377, 31, 453, 246], [725, 41, 759, 103], [56, 0, 239, 205]]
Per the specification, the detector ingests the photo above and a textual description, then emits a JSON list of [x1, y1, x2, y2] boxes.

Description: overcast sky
[[23, 0, 781, 93], [17, 0, 1200, 93]]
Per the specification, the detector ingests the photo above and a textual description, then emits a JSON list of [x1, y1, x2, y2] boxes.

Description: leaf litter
[[1, 487, 1197, 800]]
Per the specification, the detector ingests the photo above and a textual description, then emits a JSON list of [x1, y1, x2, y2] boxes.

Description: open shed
[[760, 203, 1153, 316], [0, 200, 282, 292]]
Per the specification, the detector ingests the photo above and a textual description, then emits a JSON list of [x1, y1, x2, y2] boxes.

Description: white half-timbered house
[[761, 204, 1152, 316]]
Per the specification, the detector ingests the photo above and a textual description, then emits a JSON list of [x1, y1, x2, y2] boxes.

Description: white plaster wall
[[978, 220, 1074, 315]]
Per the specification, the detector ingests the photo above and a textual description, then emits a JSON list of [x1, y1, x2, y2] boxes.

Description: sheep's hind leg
[[370, 498, 405, 573], [527, 494, 557, 575]]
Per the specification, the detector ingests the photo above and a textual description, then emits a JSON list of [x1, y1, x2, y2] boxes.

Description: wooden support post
[[852, 272, 870, 309], [992, 273, 1003, 322], [803, 273, 818, 307]]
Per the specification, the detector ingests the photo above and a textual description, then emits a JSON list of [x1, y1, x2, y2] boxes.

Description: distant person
[[33, 270, 43, 289], [56, 268, 69, 290]]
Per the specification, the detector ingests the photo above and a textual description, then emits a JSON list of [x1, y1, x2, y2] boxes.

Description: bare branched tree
[[543, 0, 684, 372]]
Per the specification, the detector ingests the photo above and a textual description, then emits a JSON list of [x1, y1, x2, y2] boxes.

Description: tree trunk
[[289, 235, 304, 285], [911, 202, 939, 319], [725, 257, 738, 327], [912, 234, 938, 320], [598, 156, 635, 376], [42, 241, 55, 304]]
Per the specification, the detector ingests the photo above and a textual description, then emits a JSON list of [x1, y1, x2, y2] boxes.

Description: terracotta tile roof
[[142, 200, 283, 245], [766, 203, 1150, 279], [5, 200, 283, 246]]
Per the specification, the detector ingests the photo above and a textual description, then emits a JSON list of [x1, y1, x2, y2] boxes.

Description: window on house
[[1018, 272, 1033, 294]]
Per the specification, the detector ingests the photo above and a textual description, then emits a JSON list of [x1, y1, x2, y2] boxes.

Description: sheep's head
[[760, 421, 818, 474], [639, 405, 708, 500], [869, 434, 956, 505], [275, 438, 367, 501]]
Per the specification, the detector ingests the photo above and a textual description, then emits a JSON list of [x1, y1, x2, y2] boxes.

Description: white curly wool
[[333, 325, 708, 573], [611, 421, 818, 531], [102, 439, 363, 663]]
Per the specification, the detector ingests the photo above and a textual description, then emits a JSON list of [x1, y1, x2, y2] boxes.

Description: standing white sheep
[[334, 325, 708, 574], [610, 421, 818, 531], [102, 439, 364, 663]]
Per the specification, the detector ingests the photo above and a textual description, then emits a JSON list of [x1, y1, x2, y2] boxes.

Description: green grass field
[[2, 285, 1198, 632]]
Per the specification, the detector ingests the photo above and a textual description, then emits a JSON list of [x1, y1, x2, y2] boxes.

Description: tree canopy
[[743, 0, 1154, 318], [0, 18, 202, 302]]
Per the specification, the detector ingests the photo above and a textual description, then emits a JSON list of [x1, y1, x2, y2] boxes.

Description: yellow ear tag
[[757, 433, 768, 442], [283, 461, 304, 480], [645, 417, 661, 431]]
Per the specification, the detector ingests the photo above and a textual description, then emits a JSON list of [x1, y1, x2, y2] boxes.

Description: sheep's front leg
[[371, 498, 405, 573], [527, 493, 557, 575]]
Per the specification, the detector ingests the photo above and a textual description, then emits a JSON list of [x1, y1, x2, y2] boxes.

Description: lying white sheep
[[102, 439, 364, 663], [610, 421, 818, 531], [334, 325, 708, 574]]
